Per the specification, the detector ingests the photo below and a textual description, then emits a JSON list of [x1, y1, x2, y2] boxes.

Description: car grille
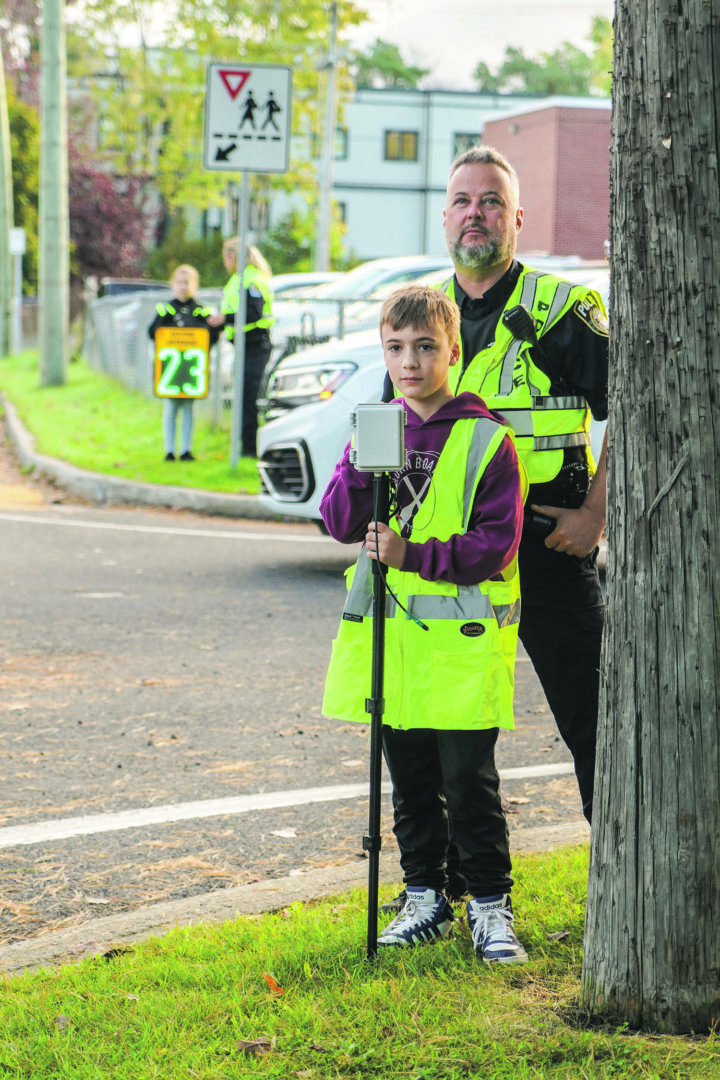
[[257, 440, 315, 503]]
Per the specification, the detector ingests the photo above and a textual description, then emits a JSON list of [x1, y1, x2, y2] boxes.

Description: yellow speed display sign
[[153, 326, 211, 399]]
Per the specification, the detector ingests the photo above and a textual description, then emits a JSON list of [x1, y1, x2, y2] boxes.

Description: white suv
[[257, 265, 609, 525]]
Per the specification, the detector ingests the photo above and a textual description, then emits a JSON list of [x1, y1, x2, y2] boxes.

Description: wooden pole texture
[[582, 0, 720, 1034]]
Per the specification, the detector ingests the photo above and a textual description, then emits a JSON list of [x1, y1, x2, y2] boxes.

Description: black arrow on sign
[[215, 143, 237, 161]]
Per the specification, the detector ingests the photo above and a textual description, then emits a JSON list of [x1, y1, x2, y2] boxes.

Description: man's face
[[443, 163, 523, 272]]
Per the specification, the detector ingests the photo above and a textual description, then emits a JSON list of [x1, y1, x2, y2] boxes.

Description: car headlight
[[266, 360, 357, 409]]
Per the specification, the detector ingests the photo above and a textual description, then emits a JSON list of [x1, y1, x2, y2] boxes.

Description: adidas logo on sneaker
[[466, 893, 528, 964]]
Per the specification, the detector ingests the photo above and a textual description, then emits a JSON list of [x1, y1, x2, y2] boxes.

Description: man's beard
[[447, 232, 513, 270]]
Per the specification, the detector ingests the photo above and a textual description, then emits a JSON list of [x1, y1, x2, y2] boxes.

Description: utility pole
[[0, 44, 13, 358], [315, 0, 338, 272], [39, 0, 69, 386]]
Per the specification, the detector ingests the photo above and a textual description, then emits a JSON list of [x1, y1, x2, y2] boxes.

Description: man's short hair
[[380, 285, 459, 346], [171, 263, 199, 293], [448, 144, 519, 197]]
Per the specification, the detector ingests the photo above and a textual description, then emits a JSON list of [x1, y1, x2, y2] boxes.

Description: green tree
[[351, 37, 429, 89], [7, 83, 39, 292], [65, 0, 366, 248], [473, 16, 612, 97], [144, 214, 226, 285]]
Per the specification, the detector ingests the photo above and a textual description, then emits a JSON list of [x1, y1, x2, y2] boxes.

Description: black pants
[[382, 726, 512, 898], [517, 533, 605, 823], [241, 335, 272, 457]]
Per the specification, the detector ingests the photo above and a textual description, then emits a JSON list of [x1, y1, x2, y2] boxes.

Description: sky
[[347, 0, 615, 91]]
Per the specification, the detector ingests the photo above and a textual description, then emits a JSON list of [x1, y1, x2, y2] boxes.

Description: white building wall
[[269, 88, 606, 263], [333, 89, 548, 260]]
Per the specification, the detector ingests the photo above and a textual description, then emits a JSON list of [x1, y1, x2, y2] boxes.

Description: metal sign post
[[9, 227, 25, 355], [230, 174, 249, 469], [202, 62, 292, 467]]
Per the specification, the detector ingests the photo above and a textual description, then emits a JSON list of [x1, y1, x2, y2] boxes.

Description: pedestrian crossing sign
[[203, 62, 292, 174]]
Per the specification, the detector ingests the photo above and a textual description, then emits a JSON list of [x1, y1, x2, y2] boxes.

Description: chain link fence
[[81, 288, 230, 428]]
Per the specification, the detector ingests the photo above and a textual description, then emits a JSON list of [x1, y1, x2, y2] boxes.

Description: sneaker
[[466, 894, 528, 964], [164, 452, 175, 461], [380, 882, 467, 917], [379, 889, 407, 915], [180, 451, 195, 461], [378, 888, 454, 947]]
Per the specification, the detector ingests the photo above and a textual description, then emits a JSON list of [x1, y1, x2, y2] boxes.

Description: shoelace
[[386, 897, 445, 934], [471, 907, 513, 949]]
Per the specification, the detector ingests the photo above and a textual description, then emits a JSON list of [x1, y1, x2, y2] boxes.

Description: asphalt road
[[0, 427, 587, 951]]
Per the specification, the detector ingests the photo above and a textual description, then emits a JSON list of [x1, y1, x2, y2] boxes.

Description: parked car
[[269, 254, 453, 361], [256, 264, 609, 524], [270, 271, 344, 298], [96, 278, 169, 298]]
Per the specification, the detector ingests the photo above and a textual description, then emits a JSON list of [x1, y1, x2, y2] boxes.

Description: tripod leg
[[364, 471, 389, 960]]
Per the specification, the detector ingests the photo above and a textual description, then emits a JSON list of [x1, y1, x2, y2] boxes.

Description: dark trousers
[[517, 533, 605, 823], [241, 335, 272, 457], [382, 726, 512, 898]]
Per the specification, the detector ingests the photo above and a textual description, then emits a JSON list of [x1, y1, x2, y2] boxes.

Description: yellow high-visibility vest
[[444, 268, 606, 485], [322, 416, 525, 731], [222, 266, 274, 342]]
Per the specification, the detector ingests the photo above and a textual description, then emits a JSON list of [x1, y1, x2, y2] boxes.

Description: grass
[[0, 352, 261, 494], [1, 847, 718, 1079]]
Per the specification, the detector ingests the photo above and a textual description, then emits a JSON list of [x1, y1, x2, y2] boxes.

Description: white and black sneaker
[[466, 894, 528, 964], [378, 888, 454, 947]]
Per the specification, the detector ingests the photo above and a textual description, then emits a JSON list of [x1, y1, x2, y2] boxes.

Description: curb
[[0, 392, 278, 521], [0, 822, 590, 978]]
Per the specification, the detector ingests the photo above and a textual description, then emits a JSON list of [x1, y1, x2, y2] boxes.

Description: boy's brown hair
[[379, 284, 459, 348]]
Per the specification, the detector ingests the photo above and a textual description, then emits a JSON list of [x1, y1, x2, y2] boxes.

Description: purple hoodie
[[320, 392, 523, 586]]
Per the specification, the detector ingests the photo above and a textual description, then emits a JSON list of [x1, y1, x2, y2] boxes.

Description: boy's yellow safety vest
[[444, 268, 606, 485], [322, 416, 526, 731]]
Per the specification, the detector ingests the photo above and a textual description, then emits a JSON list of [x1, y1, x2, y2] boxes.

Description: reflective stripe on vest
[[222, 268, 275, 338], [443, 269, 600, 484]]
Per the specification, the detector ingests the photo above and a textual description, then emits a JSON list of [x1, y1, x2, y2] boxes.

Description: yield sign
[[219, 69, 251, 100]]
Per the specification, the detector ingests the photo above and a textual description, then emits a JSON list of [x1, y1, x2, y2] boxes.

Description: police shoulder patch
[[248, 284, 263, 297], [573, 298, 609, 337]]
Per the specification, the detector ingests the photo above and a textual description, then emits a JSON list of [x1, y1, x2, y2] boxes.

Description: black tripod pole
[[364, 469, 390, 960]]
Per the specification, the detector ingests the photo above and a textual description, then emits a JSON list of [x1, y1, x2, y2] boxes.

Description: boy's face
[[381, 319, 459, 418], [172, 271, 194, 302]]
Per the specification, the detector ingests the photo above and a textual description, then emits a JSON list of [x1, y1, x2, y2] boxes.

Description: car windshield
[[310, 261, 445, 302]]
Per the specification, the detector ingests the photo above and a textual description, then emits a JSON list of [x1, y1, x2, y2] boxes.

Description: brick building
[[483, 100, 611, 260]]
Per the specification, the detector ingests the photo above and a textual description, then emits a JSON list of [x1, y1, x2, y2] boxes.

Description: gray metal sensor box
[[349, 403, 406, 472]]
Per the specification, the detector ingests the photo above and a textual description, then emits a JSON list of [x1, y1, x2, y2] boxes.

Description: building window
[[335, 201, 347, 224], [384, 130, 418, 162], [335, 127, 348, 160], [453, 133, 483, 158]]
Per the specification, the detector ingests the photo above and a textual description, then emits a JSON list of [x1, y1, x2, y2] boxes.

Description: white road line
[[0, 512, 332, 544], [0, 764, 575, 850]]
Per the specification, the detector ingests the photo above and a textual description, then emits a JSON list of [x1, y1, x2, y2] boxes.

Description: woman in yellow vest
[[207, 238, 274, 456], [322, 285, 529, 963]]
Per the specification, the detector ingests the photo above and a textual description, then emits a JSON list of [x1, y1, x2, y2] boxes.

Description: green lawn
[[1, 847, 718, 1079], [0, 352, 261, 494]]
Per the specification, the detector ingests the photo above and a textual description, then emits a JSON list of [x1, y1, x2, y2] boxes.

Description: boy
[[321, 285, 528, 963], [148, 264, 219, 461]]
